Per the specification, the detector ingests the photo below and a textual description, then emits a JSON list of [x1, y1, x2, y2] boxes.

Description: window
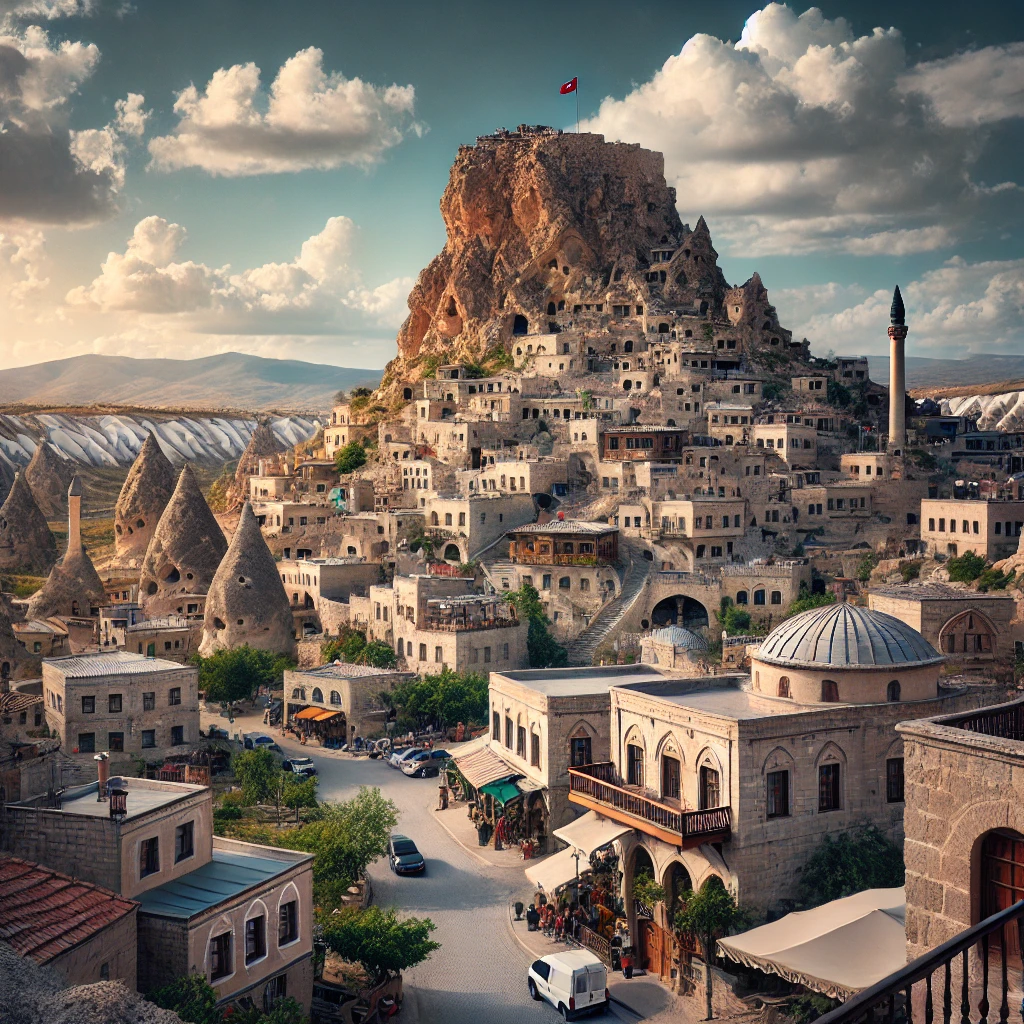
[[100, 962, 109, 980], [278, 901, 298, 945], [245, 915, 266, 964], [81, 695, 95, 714], [140, 837, 160, 877], [505, 716, 513, 749], [142, 729, 156, 748], [503, 642, 509, 660], [210, 932, 232, 981], [531, 732, 540, 768], [754, 590, 766, 606], [484, 646, 492, 663], [662, 756, 681, 801], [777, 676, 791, 698], [818, 763, 841, 811], [570, 736, 593, 768], [492, 711, 500, 740], [767, 770, 790, 818], [143, 691, 155, 711], [770, 591, 782, 605], [264, 974, 288, 1010], [434, 646, 443, 663], [168, 687, 181, 706], [108, 731, 124, 751], [516, 726, 527, 759], [559, 576, 570, 590], [175, 821, 194, 862], [699, 765, 721, 809], [821, 679, 839, 702], [627, 744, 644, 787], [78, 732, 95, 754], [108, 694, 122, 713], [171, 725, 184, 745], [419, 643, 427, 661], [886, 758, 905, 803], [887, 680, 901, 703]]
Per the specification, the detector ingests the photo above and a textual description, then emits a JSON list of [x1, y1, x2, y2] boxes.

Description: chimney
[[94, 751, 109, 801], [68, 476, 83, 554], [887, 286, 908, 455]]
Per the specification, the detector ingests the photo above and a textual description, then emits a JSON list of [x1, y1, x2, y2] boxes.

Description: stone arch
[[512, 314, 528, 335], [311, 687, 323, 703], [938, 609, 998, 656], [815, 740, 847, 770], [403, 387, 413, 400], [330, 690, 342, 706], [650, 594, 709, 630], [547, 301, 557, 316], [696, 746, 723, 809], [443, 543, 462, 562], [761, 744, 796, 777], [662, 859, 693, 914], [887, 679, 901, 702]]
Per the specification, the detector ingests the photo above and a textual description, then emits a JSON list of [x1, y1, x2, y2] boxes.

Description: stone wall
[[49, 908, 138, 989]]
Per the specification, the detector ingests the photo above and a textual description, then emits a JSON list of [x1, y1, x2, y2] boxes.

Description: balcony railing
[[942, 700, 1024, 741], [568, 762, 731, 846], [509, 553, 602, 566], [814, 899, 1024, 1024], [424, 615, 519, 632]]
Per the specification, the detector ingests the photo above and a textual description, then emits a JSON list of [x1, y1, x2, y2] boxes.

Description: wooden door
[[982, 830, 1024, 958], [662, 756, 680, 801]]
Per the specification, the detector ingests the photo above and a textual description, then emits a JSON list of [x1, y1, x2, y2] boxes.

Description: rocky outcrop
[[0, 473, 57, 574], [0, 600, 22, 686], [943, 391, 1024, 432], [228, 421, 287, 507], [139, 465, 228, 617], [113, 433, 177, 568], [23, 440, 75, 517], [199, 502, 295, 657]]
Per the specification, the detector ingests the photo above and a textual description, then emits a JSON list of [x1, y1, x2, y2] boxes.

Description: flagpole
[[576, 83, 580, 133]]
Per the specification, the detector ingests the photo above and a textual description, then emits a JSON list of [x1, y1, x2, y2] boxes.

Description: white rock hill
[[942, 391, 1024, 432]]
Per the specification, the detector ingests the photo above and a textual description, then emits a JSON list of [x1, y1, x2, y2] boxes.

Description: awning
[[313, 710, 342, 721], [293, 707, 321, 721], [453, 742, 519, 789], [717, 887, 906, 1000], [553, 811, 631, 858], [525, 846, 591, 894], [517, 778, 544, 796], [480, 780, 522, 805]]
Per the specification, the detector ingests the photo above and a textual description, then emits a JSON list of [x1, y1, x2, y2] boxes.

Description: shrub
[[786, 585, 836, 617], [335, 439, 367, 475], [856, 552, 878, 583], [798, 825, 904, 908], [946, 551, 987, 583], [899, 561, 922, 582]]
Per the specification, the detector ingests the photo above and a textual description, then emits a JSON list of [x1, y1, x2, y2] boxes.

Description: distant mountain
[[0, 353, 383, 413], [870, 354, 1024, 393]]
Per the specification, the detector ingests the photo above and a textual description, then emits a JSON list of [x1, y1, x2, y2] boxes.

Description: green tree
[[827, 380, 852, 408], [786, 585, 836, 618], [284, 787, 397, 907], [335, 439, 368, 475], [899, 560, 922, 582], [715, 597, 751, 636], [321, 906, 440, 984], [149, 974, 221, 1024], [233, 748, 279, 805], [946, 551, 987, 583], [508, 582, 568, 668], [632, 869, 666, 909], [193, 645, 295, 705], [283, 774, 319, 823], [387, 668, 489, 730], [359, 640, 397, 669], [322, 627, 368, 664], [674, 876, 738, 1020], [798, 825, 905, 908], [856, 552, 878, 583]]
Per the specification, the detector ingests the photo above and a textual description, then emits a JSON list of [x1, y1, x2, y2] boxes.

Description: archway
[[663, 861, 693, 916], [631, 846, 656, 911], [650, 595, 709, 630], [443, 543, 462, 562], [979, 830, 1024, 958], [512, 314, 528, 335]]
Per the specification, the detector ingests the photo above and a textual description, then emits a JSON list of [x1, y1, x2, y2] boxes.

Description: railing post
[[979, 934, 990, 1024], [961, 948, 971, 1024]]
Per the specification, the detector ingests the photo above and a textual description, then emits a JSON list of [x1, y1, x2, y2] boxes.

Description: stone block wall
[[50, 908, 138, 989]]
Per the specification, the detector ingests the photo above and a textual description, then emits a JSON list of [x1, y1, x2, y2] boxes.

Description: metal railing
[[509, 554, 602, 566], [814, 899, 1024, 1024], [424, 616, 519, 632], [568, 762, 731, 841], [941, 701, 1024, 741], [579, 925, 611, 964]]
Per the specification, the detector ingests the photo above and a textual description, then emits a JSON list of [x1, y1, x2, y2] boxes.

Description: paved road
[[224, 712, 623, 1024]]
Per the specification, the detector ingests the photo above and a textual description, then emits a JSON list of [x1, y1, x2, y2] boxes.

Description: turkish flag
[[560, 78, 578, 95]]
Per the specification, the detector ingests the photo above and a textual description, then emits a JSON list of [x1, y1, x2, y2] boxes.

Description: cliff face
[[377, 130, 736, 401]]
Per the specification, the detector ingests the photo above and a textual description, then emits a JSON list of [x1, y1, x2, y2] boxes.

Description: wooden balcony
[[568, 762, 731, 848]]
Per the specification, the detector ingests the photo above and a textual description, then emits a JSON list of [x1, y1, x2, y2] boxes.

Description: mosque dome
[[756, 601, 942, 670], [651, 625, 708, 651]]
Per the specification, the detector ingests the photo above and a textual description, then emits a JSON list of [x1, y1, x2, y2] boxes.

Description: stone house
[[423, 492, 537, 563], [753, 420, 818, 466], [919, 498, 1024, 560], [718, 560, 811, 623], [124, 616, 194, 663], [1, 774, 314, 1011], [42, 652, 199, 768]]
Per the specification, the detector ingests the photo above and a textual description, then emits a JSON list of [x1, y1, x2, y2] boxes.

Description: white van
[[528, 949, 609, 1020]]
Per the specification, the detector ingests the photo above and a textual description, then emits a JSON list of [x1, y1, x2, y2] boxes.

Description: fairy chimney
[[230, 421, 286, 506], [0, 472, 58, 574], [27, 477, 105, 620], [139, 464, 229, 617], [24, 438, 76, 517], [199, 502, 295, 657], [114, 433, 177, 568]]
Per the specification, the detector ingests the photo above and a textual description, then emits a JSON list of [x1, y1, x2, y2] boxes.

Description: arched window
[[330, 691, 342, 706], [291, 688, 305, 700], [311, 688, 323, 703], [431, 512, 439, 526], [547, 302, 557, 316], [753, 590, 766, 605], [624, 340, 633, 353], [513, 314, 528, 335], [735, 590, 748, 605], [778, 676, 791, 698], [821, 680, 839, 702], [887, 680, 901, 702]]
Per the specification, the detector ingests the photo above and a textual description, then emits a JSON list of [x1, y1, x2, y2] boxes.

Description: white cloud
[[774, 257, 1024, 359], [583, 3, 1024, 256], [0, 225, 49, 313], [148, 46, 417, 176], [0, 0, 94, 20], [114, 91, 149, 136]]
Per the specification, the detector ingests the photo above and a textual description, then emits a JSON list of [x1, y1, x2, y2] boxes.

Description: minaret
[[887, 285, 908, 454], [68, 475, 83, 553]]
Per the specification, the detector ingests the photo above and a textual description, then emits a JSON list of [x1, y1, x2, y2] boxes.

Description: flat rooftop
[[43, 651, 184, 677], [493, 664, 669, 697], [136, 847, 307, 919], [632, 686, 813, 720], [871, 584, 1013, 602], [507, 521, 617, 536], [57, 778, 206, 820]]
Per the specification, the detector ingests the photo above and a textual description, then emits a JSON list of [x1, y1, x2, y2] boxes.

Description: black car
[[388, 833, 425, 875]]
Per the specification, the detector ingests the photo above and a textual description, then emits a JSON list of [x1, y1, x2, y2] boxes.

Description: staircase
[[565, 541, 654, 666]]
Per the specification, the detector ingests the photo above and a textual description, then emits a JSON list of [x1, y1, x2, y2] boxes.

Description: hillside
[[0, 353, 383, 413], [871, 354, 1024, 393]]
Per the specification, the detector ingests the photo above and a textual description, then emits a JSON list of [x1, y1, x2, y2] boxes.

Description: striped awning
[[453, 742, 519, 789]]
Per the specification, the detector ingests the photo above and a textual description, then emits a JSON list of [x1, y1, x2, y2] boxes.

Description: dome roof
[[755, 602, 943, 670], [652, 625, 708, 651]]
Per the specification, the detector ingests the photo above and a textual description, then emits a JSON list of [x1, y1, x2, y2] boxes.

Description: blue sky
[[1, 0, 1021, 370]]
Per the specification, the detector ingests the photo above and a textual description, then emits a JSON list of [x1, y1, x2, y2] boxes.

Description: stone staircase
[[565, 541, 654, 666]]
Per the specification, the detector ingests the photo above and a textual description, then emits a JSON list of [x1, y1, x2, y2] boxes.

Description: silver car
[[387, 747, 423, 769]]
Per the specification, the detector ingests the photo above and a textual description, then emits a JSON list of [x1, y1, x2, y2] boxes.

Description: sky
[[0, 0, 1021, 372]]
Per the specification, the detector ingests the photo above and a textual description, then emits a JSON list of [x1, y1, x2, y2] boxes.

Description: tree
[[799, 825, 904, 908], [674, 876, 738, 1020], [322, 627, 368, 664], [233, 748, 279, 805], [335, 439, 367, 475], [715, 597, 751, 636], [230, 999, 308, 1024], [387, 668, 489, 730], [856, 552, 879, 583], [193, 645, 295, 705], [785, 585, 836, 618], [946, 551, 987, 583], [149, 974, 221, 1024], [827, 380, 852, 408], [321, 906, 440, 984], [282, 774, 319, 823], [359, 640, 397, 669], [284, 787, 397, 907], [508, 582, 568, 668]]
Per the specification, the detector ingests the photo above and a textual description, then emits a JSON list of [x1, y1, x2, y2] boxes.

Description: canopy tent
[[553, 811, 631, 858], [312, 710, 342, 721], [480, 780, 522, 805], [525, 845, 591, 894], [453, 742, 520, 789], [717, 887, 906, 1000], [293, 707, 322, 721]]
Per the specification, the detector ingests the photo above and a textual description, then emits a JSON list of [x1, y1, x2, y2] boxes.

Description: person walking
[[621, 947, 634, 980], [437, 779, 449, 810]]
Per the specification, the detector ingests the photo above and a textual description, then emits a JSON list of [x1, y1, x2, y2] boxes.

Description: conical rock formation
[[24, 440, 75, 517], [26, 542, 105, 620], [199, 502, 295, 657], [139, 465, 228, 617], [0, 473, 57, 574], [114, 433, 177, 568], [228, 421, 286, 507]]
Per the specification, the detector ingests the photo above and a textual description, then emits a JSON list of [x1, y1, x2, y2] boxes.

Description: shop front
[[290, 707, 347, 746]]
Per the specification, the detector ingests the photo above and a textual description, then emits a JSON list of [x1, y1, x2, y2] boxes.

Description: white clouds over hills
[[584, 3, 1024, 257], [147, 47, 418, 176]]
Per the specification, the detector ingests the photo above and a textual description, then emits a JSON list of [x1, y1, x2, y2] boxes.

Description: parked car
[[388, 833, 425, 875], [282, 756, 317, 777], [207, 725, 229, 739], [243, 733, 281, 752], [400, 749, 451, 778], [387, 747, 423, 769], [528, 951, 608, 1020]]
